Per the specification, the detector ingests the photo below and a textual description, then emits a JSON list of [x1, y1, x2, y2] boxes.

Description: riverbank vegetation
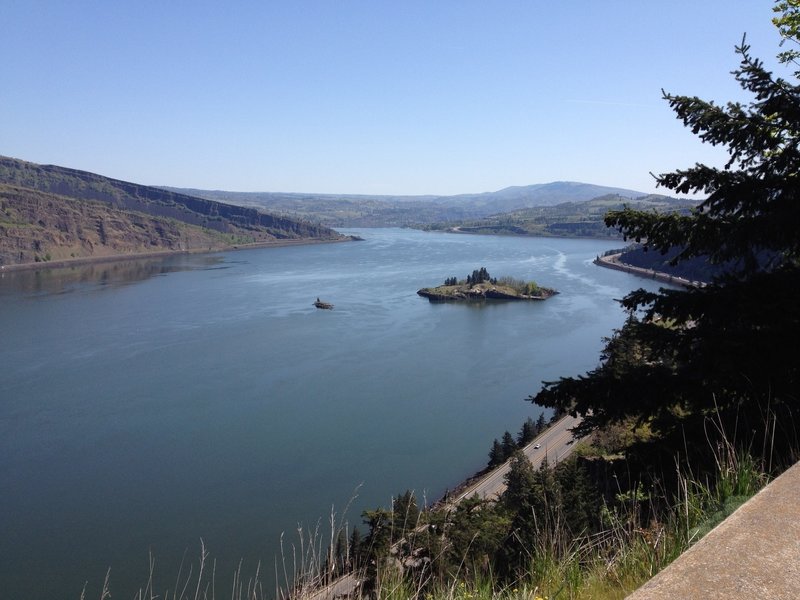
[[343, 424, 770, 600], [101, 415, 772, 600], [488, 415, 548, 468]]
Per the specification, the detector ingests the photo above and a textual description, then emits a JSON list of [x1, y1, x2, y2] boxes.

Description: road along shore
[[300, 414, 582, 600], [593, 253, 705, 288]]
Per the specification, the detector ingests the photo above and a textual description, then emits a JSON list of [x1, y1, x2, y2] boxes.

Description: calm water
[[0, 229, 664, 599]]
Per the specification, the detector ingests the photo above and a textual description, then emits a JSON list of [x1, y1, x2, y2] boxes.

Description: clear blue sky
[[0, 1, 785, 196]]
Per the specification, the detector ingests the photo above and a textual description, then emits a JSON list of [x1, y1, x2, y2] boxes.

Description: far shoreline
[[0, 236, 355, 274]]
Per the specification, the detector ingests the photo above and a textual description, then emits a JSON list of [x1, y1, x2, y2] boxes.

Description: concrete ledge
[[627, 461, 800, 599]]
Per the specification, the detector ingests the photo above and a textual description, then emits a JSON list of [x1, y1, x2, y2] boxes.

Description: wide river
[[0, 228, 665, 599]]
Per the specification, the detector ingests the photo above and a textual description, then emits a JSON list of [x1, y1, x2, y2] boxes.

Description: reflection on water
[[0, 254, 226, 296]]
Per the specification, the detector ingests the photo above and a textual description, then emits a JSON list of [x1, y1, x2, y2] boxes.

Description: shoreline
[[417, 286, 556, 302], [593, 253, 704, 288], [427, 226, 623, 243], [0, 236, 354, 273]]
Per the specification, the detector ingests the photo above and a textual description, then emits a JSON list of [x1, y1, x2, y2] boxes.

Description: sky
[[0, 1, 787, 196]]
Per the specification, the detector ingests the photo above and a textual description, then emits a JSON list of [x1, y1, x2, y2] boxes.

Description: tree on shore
[[348, 528, 363, 571], [517, 416, 538, 445], [466, 267, 495, 285], [392, 489, 420, 538], [532, 14, 800, 449], [488, 438, 505, 467], [535, 412, 547, 433], [501, 431, 518, 459]]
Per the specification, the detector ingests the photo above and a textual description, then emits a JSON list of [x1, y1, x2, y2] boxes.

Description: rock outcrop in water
[[417, 268, 557, 303]]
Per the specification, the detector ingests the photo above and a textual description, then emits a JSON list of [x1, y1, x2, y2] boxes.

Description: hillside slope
[[0, 184, 246, 266], [0, 157, 345, 267]]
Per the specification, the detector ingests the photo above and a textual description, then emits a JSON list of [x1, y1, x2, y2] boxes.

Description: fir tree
[[517, 417, 537, 445], [488, 438, 504, 467], [501, 450, 536, 513], [535, 412, 546, 434], [533, 22, 800, 446], [349, 528, 363, 570], [392, 489, 419, 537], [500, 431, 518, 459]]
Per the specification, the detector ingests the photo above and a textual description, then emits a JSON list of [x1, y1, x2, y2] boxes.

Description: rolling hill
[[165, 182, 652, 228], [423, 193, 700, 239]]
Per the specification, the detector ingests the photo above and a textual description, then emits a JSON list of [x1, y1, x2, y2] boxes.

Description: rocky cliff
[[0, 184, 239, 265], [0, 156, 346, 267]]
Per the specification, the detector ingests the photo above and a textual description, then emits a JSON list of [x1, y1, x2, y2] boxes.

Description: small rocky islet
[[417, 267, 557, 303]]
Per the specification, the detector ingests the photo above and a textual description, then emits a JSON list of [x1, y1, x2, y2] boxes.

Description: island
[[417, 267, 557, 303]]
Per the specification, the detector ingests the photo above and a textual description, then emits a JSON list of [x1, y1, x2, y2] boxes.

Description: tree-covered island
[[417, 266, 557, 302]]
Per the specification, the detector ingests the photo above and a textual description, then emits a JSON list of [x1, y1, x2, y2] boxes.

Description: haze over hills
[[425, 181, 652, 210], [425, 193, 700, 239], [167, 182, 662, 228], [0, 156, 346, 268]]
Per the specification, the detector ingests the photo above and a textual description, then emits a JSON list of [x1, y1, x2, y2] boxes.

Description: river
[[0, 228, 665, 599]]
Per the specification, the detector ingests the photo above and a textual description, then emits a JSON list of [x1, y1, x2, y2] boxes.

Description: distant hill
[[423, 194, 700, 239], [428, 182, 650, 211], [0, 156, 345, 268], [166, 182, 652, 228]]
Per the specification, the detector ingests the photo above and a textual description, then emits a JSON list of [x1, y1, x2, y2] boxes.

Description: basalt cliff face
[[0, 156, 345, 267], [0, 184, 232, 265]]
